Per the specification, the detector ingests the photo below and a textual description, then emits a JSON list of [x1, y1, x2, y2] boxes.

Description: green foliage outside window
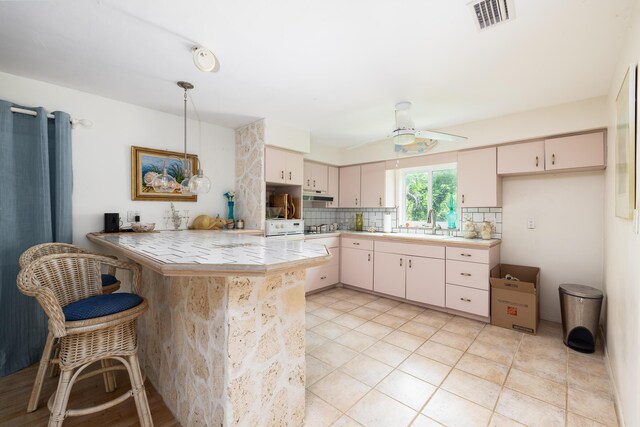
[[403, 168, 457, 223]]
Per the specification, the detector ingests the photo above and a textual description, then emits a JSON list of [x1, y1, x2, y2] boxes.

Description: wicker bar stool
[[19, 243, 121, 294], [19, 243, 122, 412], [17, 253, 153, 427]]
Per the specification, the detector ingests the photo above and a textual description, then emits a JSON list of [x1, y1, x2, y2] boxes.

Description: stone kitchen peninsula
[[88, 231, 331, 426]]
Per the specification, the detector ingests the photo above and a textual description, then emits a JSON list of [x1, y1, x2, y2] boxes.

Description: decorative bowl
[[132, 222, 155, 232], [266, 207, 283, 219]]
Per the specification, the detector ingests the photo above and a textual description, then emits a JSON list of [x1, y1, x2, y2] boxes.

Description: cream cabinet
[[497, 131, 605, 175], [339, 165, 361, 208], [373, 241, 445, 305], [303, 161, 328, 193], [361, 162, 387, 207], [545, 132, 605, 171], [265, 146, 303, 185], [340, 237, 373, 290], [497, 141, 545, 174], [305, 237, 340, 293], [444, 245, 499, 318], [326, 166, 339, 207], [457, 147, 502, 207]]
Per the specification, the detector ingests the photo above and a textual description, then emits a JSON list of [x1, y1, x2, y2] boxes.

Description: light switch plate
[[527, 218, 536, 229]]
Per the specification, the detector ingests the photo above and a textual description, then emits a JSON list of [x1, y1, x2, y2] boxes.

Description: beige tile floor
[[303, 287, 619, 427]]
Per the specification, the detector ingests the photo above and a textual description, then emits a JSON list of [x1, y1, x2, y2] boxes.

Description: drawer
[[306, 264, 339, 293], [446, 260, 490, 290], [305, 236, 340, 248], [375, 240, 445, 259], [446, 284, 489, 317], [341, 237, 374, 251], [446, 246, 489, 264]]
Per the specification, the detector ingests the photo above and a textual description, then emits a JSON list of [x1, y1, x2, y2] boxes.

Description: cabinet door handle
[[409, 259, 412, 268], [307, 179, 310, 187], [552, 154, 555, 165], [355, 197, 358, 206], [320, 276, 327, 280], [460, 272, 472, 277], [353, 242, 360, 245], [535, 156, 539, 167], [400, 258, 403, 267], [460, 253, 472, 257], [313, 179, 316, 187], [460, 297, 471, 302], [462, 194, 465, 204], [368, 253, 371, 262], [281, 170, 285, 179], [379, 197, 382, 207], [289, 171, 292, 180]]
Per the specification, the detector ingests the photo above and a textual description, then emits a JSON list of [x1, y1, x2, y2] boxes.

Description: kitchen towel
[[383, 213, 392, 233]]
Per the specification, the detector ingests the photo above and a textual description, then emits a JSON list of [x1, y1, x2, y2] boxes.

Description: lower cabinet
[[340, 245, 373, 290], [373, 241, 445, 305], [305, 237, 340, 293]]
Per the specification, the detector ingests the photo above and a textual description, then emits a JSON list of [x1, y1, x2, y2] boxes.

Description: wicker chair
[[17, 253, 153, 427], [19, 243, 123, 412], [19, 243, 121, 294]]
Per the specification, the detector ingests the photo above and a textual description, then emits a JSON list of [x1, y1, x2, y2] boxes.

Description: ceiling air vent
[[468, 0, 515, 31]]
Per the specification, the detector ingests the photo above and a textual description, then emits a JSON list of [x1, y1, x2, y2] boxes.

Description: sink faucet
[[427, 209, 437, 235]]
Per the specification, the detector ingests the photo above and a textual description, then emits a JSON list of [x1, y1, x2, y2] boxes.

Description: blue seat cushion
[[101, 274, 119, 286], [63, 293, 143, 321]]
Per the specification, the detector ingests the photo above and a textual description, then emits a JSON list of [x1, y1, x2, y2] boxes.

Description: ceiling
[[0, 0, 635, 148]]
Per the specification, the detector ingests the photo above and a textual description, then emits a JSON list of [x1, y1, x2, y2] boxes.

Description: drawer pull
[[460, 273, 472, 277], [552, 154, 555, 165], [409, 259, 412, 268], [353, 242, 360, 246], [460, 297, 472, 302], [320, 276, 327, 280], [460, 253, 472, 257], [535, 156, 539, 167]]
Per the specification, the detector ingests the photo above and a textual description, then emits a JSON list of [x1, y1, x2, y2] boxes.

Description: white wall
[[500, 171, 605, 322], [0, 71, 236, 248], [602, 3, 640, 425], [264, 118, 311, 153]]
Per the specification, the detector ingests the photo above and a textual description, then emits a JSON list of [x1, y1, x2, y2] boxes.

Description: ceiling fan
[[391, 101, 467, 153]]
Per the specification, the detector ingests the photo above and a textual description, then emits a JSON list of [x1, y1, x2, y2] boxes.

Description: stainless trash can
[[558, 284, 603, 353]]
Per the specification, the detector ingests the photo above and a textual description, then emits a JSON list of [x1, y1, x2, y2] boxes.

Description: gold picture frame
[[131, 146, 198, 202], [615, 65, 636, 219]]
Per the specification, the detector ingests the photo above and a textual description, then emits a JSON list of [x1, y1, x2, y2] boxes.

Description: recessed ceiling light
[[192, 46, 217, 72]]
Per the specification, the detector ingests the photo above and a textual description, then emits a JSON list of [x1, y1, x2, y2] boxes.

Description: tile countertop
[[304, 231, 501, 248], [87, 230, 331, 276]]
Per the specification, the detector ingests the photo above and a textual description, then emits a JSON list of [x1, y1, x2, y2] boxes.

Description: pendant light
[[177, 81, 210, 195], [151, 161, 178, 193]]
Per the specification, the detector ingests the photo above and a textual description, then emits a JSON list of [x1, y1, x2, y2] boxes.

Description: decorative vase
[[227, 201, 235, 220], [355, 212, 363, 231], [446, 193, 457, 229]]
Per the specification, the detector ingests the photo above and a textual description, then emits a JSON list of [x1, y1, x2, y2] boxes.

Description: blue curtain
[[0, 100, 72, 377]]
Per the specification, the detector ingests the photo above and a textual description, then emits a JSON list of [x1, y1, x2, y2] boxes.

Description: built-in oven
[[264, 219, 305, 241]]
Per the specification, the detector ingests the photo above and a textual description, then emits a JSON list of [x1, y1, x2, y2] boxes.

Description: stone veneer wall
[[137, 267, 306, 426], [235, 120, 266, 230]]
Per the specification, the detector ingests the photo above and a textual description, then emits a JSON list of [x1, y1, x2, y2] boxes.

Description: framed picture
[[615, 64, 636, 219], [131, 146, 198, 201]]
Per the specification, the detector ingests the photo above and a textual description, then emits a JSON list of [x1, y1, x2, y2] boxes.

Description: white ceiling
[[0, 0, 635, 147]]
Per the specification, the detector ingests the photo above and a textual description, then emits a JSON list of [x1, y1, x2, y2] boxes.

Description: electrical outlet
[[527, 218, 536, 229], [127, 211, 140, 222]]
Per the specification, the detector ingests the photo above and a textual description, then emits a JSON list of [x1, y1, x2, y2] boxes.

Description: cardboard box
[[490, 264, 540, 334]]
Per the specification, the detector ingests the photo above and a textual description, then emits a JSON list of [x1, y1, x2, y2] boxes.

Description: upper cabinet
[[339, 162, 389, 208], [458, 147, 502, 208], [497, 131, 605, 175], [497, 140, 545, 174], [303, 161, 328, 193], [544, 132, 605, 171], [265, 146, 303, 185], [361, 162, 387, 208], [339, 165, 361, 207], [327, 166, 339, 207]]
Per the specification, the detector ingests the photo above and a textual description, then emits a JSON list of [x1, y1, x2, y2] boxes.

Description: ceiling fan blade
[[415, 130, 467, 143]]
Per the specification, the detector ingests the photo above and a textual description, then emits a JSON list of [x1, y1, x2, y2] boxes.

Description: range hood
[[303, 193, 334, 202]]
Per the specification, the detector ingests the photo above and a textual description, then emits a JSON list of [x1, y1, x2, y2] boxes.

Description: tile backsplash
[[304, 206, 502, 239]]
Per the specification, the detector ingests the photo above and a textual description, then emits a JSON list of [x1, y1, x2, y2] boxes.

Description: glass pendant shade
[[188, 169, 211, 194], [394, 133, 416, 146], [152, 167, 177, 193]]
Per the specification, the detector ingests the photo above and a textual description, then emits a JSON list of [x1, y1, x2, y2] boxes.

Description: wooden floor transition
[[0, 363, 178, 426]]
